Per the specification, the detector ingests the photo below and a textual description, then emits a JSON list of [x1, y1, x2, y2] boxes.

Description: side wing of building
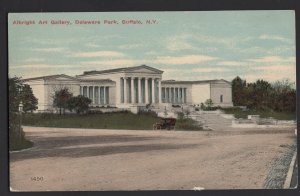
[[23, 75, 81, 112]]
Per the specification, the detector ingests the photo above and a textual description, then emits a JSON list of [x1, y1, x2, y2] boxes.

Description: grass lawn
[[22, 111, 204, 131], [22, 112, 162, 130], [221, 108, 296, 120]]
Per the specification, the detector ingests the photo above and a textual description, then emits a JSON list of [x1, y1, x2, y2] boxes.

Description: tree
[[20, 84, 38, 113], [205, 99, 213, 108], [232, 76, 247, 106], [249, 80, 273, 110], [271, 79, 296, 112], [9, 77, 23, 112], [53, 88, 73, 115], [231, 76, 296, 113], [9, 77, 34, 150], [67, 95, 91, 114]]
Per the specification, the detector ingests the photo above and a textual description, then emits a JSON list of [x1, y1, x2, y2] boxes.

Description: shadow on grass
[[27, 134, 164, 149], [10, 142, 199, 162]]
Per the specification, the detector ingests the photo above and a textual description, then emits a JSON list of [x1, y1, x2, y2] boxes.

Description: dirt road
[[10, 126, 296, 191]]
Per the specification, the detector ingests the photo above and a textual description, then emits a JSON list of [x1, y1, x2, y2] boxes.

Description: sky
[[8, 11, 296, 83]]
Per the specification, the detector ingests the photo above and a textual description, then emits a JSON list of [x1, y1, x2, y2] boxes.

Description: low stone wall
[[197, 109, 223, 115], [232, 115, 296, 128], [89, 107, 129, 113], [220, 114, 235, 119]]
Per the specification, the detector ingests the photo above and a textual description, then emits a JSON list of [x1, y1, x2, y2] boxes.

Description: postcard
[[8, 11, 297, 191]]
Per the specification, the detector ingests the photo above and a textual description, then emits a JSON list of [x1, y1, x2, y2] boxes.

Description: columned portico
[[118, 76, 165, 106], [80, 85, 110, 106]]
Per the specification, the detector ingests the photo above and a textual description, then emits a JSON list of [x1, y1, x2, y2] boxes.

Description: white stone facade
[[23, 65, 233, 112]]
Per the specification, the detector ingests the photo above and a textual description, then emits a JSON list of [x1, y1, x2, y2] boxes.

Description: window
[[220, 95, 223, 103]]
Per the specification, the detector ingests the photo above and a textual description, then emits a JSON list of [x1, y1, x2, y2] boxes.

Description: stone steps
[[191, 112, 233, 131]]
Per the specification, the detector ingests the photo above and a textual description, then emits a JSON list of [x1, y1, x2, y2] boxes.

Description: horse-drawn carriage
[[153, 118, 176, 130]]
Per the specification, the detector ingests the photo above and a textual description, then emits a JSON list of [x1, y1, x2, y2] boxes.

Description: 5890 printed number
[[30, 177, 44, 181]]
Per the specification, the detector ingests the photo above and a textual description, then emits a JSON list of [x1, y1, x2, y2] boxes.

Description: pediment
[[53, 76, 77, 81], [128, 67, 159, 73], [44, 74, 79, 82], [125, 65, 163, 74]]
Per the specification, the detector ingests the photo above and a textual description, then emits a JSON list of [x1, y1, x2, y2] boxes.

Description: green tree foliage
[[232, 76, 247, 106], [9, 77, 35, 150], [67, 95, 91, 114], [205, 99, 213, 108], [232, 77, 296, 112], [53, 87, 73, 115], [20, 84, 38, 113], [271, 79, 296, 112]]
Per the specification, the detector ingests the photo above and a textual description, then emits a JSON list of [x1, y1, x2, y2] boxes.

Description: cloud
[[24, 58, 45, 63], [216, 61, 250, 66], [242, 72, 296, 82], [259, 34, 292, 43], [81, 54, 217, 68], [154, 55, 217, 65], [74, 51, 125, 58], [165, 33, 232, 52], [85, 43, 101, 48], [252, 64, 295, 72], [31, 47, 66, 52], [118, 44, 143, 50], [192, 67, 230, 73], [9, 64, 76, 69], [165, 36, 196, 51], [82, 59, 143, 67], [249, 56, 295, 63]]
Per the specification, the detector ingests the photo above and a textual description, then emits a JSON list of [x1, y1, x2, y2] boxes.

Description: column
[[172, 87, 175, 103], [168, 88, 171, 103], [151, 78, 155, 103], [170, 88, 173, 103], [170, 88, 172, 103], [124, 78, 128, 104], [92, 86, 95, 104], [184, 88, 187, 103], [87, 86, 90, 99], [106, 87, 109, 104], [80, 86, 82, 95], [158, 79, 162, 103], [180, 88, 182, 103], [103, 86, 106, 104], [181, 88, 184, 103], [176, 88, 178, 103], [131, 77, 134, 103], [166, 87, 170, 103], [138, 78, 141, 104], [145, 78, 149, 104], [161, 87, 165, 103], [177, 88, 180, 103], [120, 78, 123, 103], [164, 87, 168, 103], [98, 86, 101, 105]]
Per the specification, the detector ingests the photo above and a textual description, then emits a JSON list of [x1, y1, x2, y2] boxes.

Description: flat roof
[[23, 74, 78, 82], [161, 79, 231, 84]]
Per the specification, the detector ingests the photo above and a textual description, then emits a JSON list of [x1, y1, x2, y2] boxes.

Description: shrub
[[67, 95, 92, 114], [138, 110, 157, 117], [175, 118, 202, 131]]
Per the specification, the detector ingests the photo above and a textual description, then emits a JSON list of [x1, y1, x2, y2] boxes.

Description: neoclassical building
[[23, 65, 233, 112]]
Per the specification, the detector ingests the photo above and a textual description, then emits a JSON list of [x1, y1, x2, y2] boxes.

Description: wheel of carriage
[[153, 124, 157, 130], [153, 124, 161, 130]]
